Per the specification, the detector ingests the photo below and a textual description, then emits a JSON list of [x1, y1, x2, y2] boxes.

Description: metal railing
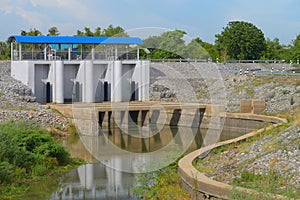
[[148, 58, 210, 62], [11, 50, 139, 61], [225, 60, 286, 63]]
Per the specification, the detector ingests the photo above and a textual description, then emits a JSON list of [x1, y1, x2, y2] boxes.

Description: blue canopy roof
[[10, 35, 143, 45]]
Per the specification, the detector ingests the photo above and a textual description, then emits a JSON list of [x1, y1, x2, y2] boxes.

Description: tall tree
[[103, 25, 128, 37], [47, 27, 60, 36], [261, 38, 287, 60], [184, 39, 210, 59], [20, 28, 42, 36], [158, 30, 186, 58], [143, 36, 162, 49], [83, 27, 93, 36], [27, 28, 42, 36], [0, 42, 9, 59], [287, 34, 300, 62], [215, 21, 266, 60], [94, 27, 102, 36], [194, 38, 219, 61]]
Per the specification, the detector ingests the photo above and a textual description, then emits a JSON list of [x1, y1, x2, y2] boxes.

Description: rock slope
[[0, 61, 68, 127]]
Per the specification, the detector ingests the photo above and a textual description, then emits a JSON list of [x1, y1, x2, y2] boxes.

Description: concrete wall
[[178, 114, 287, 200], [11, 60, 150, 104], [240, 99, 266, 114]]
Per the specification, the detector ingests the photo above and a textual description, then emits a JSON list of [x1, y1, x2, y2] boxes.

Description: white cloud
[[15, 6, 43, 27], [0, 0, 14, 14], [30, 0, 89, 20]]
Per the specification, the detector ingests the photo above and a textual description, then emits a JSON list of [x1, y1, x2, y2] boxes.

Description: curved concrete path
[[178, 113, 288, 200]]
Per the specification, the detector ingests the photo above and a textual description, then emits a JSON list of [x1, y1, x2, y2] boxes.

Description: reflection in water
[[51, 163, 135, 200], [49, 124, 247, 200]]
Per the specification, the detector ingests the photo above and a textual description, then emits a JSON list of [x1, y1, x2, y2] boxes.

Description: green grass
[[134, 163, 190, 200], [231, 170, 300, 199], [0, 120, 82, 199]]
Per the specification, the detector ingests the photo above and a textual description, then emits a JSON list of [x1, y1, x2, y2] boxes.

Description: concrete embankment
[[178, 114, 287, 200]]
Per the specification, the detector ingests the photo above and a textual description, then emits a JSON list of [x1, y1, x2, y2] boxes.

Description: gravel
[[201, 125, 300, 191], [0, 61, 69, 128], [150, 62, 300, 113]]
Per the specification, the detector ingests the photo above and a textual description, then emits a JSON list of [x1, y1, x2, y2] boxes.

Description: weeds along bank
[[0, 61, 82, 199], [0, 120, 83, 199]]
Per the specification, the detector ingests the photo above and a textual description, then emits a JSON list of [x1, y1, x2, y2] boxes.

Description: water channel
[[22, 123, 249, 200]]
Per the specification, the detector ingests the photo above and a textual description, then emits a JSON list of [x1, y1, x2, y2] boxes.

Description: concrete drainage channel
[[178, 114, 288, 200]]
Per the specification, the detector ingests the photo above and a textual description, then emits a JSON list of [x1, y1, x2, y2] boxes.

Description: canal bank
[[178, 111, 300, 199]]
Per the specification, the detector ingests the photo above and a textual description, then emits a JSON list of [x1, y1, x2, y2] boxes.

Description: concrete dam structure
[[9, 35, 150, 104]]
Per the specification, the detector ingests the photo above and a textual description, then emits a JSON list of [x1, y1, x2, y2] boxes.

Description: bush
[[36, 143, 70, 165], [0, 162, 16, 184], [0, 120, 72, 184]]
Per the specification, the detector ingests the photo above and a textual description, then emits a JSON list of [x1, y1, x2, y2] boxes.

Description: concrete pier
[[85, 60, 94, 103], [112, 61, 122, 102], [54, 61, 64, 103]]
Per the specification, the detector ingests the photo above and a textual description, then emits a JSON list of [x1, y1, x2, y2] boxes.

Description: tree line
[[1, 21, 300, 62]]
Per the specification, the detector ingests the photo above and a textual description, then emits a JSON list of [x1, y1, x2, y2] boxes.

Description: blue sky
[[0, 0, 299, 44]]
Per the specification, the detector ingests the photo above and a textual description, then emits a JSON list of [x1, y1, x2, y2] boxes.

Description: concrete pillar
[[85, 60, 94, 103], [91, 45, 95, 60], [114, 46, 118, 60], [141, 60, 150, 101], [44, 44, 47, 61], [19, 43, 22, 60], [54, 61, 64, 103], [11, 43, 13, 61], [136, 61, 142, 101], [68, 45, 71, 61], [113, 61, 122, 102]]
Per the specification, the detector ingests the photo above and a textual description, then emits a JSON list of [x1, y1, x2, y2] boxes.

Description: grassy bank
[[0, 120, 83, 199], [134, 162, 190, 200]]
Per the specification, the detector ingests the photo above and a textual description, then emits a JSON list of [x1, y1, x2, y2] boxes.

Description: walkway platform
[[47, 101, 209, 118]]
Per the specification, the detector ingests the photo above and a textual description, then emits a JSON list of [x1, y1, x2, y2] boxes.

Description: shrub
[[0, 162, 16, 184], [0, 120, 72, 183], [35, 143, 70, 166]]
